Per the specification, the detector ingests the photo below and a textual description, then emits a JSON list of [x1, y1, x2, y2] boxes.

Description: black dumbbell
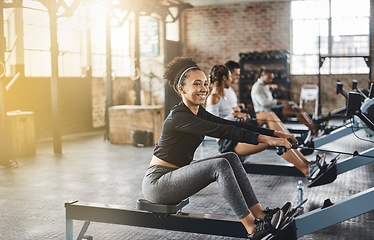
[[276, 139, 298, 155]]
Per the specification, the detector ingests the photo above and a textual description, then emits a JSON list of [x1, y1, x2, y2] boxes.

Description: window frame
[[291, 0, 370, 75]]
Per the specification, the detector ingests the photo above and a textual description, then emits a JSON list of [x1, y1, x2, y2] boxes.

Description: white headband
[[177, 66, 199, 87]]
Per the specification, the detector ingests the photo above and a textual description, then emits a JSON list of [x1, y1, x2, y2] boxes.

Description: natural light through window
[[20, 0, 131, 77], [291, 0, 370, 75]]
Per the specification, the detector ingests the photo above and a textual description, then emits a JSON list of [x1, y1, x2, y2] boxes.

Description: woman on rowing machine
[[142, 57, 291, 240], [206, 65, 324, 180]]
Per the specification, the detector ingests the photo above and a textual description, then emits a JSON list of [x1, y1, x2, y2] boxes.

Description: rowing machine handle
[[276, 139, 298, 155]]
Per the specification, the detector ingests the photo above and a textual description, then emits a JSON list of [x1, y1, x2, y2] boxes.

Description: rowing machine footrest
[[267, 219, 297, 240], [136, 199, 189, 214], [308, 163, 337, 188]]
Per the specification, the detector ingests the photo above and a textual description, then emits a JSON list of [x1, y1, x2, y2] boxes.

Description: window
[[165, 7, 180, 42], [13, 0, 131, 77], [291, 0, 370, 74], [90, 2, 131, 78]]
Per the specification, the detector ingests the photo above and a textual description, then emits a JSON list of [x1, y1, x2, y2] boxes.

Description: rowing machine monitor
[[348, 91, 374, 132], [347, 92, 361, 118]]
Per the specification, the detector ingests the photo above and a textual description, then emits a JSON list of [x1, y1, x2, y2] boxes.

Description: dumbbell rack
[[238, 50, 291, 108]]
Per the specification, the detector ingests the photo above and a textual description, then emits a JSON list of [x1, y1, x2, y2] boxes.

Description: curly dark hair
[[164, 57, 200, 93], [209, 65, 230, 87]]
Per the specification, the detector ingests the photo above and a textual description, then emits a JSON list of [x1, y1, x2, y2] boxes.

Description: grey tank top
[[206, 95, 235, 121]]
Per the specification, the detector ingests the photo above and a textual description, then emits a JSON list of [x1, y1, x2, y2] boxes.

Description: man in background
[[225, 60, 245, 112]]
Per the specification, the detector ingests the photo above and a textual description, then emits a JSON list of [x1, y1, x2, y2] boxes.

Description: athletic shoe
[[307, 154, 326, 180], [263, 202, 291, 222], [265, 202, 292, 232], [247, 210, 284, 240], [263, 207, 279, 221]]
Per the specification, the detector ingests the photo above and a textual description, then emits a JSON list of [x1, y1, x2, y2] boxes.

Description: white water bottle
[[296, 180, 304, 208]]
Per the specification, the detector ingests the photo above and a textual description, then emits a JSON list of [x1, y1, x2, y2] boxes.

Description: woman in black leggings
[[142, 57, 292, 240]]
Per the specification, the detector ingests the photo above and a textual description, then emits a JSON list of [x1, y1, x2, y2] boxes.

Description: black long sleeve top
[[153, 101, 274, 167]]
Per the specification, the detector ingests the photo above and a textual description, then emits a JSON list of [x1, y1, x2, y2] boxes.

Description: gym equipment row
[[65, 85, 374, 240], [243, 80, 370, 177]]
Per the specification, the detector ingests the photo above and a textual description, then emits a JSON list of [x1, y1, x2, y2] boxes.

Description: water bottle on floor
[[296, 180, 304, 208]]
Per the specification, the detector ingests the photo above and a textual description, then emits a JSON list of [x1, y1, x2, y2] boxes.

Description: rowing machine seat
[[136, 199, 189, 214]]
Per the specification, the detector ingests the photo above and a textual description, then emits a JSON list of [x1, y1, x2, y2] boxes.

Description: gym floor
[[1, 126, 374, 240]]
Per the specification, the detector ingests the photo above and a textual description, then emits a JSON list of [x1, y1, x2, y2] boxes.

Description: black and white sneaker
[[263, 202, 291, 222], [307, 154, 326, 180], [263, 207, 279, 221], [264, 202, 292, 232], [247, 209, 284, 240]]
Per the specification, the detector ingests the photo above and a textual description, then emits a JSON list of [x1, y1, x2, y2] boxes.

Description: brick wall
[[181, 1, 372, 115], [91, 77, 135, 128], [182, 1, 291, 73]]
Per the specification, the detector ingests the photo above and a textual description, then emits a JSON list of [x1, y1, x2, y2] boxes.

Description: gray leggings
[[142, 152, 258, 219]]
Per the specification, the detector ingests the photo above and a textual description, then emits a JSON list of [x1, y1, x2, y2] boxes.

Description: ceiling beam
[[0, 0, 23, 8], [183, 0, 291, 7]]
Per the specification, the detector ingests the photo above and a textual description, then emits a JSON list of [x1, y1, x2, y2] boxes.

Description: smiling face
[[230, 68, 240, 83], [178, 70, 209, 109]]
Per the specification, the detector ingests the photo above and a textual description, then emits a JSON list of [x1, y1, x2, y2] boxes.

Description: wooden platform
[[7, 110, 36, 157], [109, 105, 164, 145]]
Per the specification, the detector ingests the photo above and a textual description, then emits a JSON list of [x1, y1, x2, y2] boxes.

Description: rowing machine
[[65, 186, 374, 240], [65, 198, 248, 240], [305, 80, 362, 150], [276, 90, 374, 188], [269, 186, 374, 240]]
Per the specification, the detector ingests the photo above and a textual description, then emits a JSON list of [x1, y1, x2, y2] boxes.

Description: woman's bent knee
[[214, 157, 231, 171], [221, 152, 239, 159], [221, 152, 241, 164]]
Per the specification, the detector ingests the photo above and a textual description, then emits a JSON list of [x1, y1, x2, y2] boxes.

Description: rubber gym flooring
[[1, 126, 374, 240]]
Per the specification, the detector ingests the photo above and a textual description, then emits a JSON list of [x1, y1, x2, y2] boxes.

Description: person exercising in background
[[142, 57, 293, 240], [206, 65, 324, 180], [224, 60, 245, 112], [251, 69, 319, 135]]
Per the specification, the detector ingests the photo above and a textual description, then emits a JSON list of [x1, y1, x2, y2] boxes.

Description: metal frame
[[270, 187, 374, 240], [241, 122, 356, 177], [294, 187, 374, 238], [336, 147, 374, 175], [204, 122, 358, 177], [65, 201, 247, 240], [66, 185, 374, 240], [242, 162, 304, 177], [313, 122, 357, 148]]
